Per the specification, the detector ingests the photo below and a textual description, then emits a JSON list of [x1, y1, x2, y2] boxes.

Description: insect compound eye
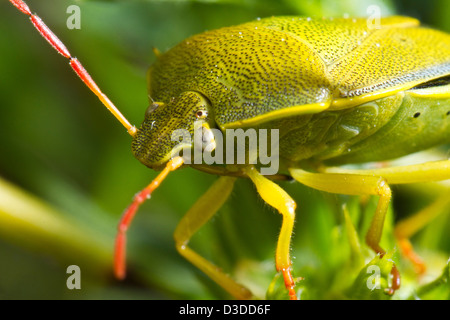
[[145, 102, 163, 117], [195, 108, 208, 119]]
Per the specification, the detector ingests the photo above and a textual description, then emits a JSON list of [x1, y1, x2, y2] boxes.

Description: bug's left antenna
[[9, 0, 137, 137]]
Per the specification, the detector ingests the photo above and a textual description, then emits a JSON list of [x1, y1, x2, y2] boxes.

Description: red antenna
[[10, 0, 187, 281], [9, 0, 137, 137]]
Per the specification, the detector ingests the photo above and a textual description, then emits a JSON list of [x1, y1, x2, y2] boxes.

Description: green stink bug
[[130, 14, 450, 299], [6, 0, 450, 300]]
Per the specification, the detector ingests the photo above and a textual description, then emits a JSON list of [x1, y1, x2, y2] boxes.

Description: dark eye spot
[[446, 111, 450, 116], [195, 109, 208, 119], [413, 112, 421, 118]]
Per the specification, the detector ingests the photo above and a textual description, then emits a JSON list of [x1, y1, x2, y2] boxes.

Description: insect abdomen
[[272, 93, 402, 162], [271, 92, 450, 165], [321, 93, 450, 165]]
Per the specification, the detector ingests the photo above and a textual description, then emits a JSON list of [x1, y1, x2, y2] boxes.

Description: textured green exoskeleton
[[131, 16, 450, 299], [11, 0, 450, 299], [134, 16, 450, 168]]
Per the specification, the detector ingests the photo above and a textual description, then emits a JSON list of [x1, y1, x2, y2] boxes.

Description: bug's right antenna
[[9, 0, 137, 137]]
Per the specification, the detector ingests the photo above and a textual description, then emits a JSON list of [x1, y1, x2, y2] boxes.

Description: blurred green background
[[0, 0, 449, 300]]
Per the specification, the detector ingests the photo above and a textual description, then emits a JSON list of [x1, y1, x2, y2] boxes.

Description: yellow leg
[[173, 176, 253, 300], [244, 166, 298, 300], [290, 159, 450, 294], [290, 169, 400, 293], [289, 169, 392, 252], [324, 160, 450, 273], [322, 160, 450, 183]]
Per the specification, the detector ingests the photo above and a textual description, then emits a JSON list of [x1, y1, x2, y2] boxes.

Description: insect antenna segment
[[9, 0, 137, 137]]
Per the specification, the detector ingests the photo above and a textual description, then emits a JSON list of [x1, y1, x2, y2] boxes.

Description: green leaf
[[411, 259, 450, 300]]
